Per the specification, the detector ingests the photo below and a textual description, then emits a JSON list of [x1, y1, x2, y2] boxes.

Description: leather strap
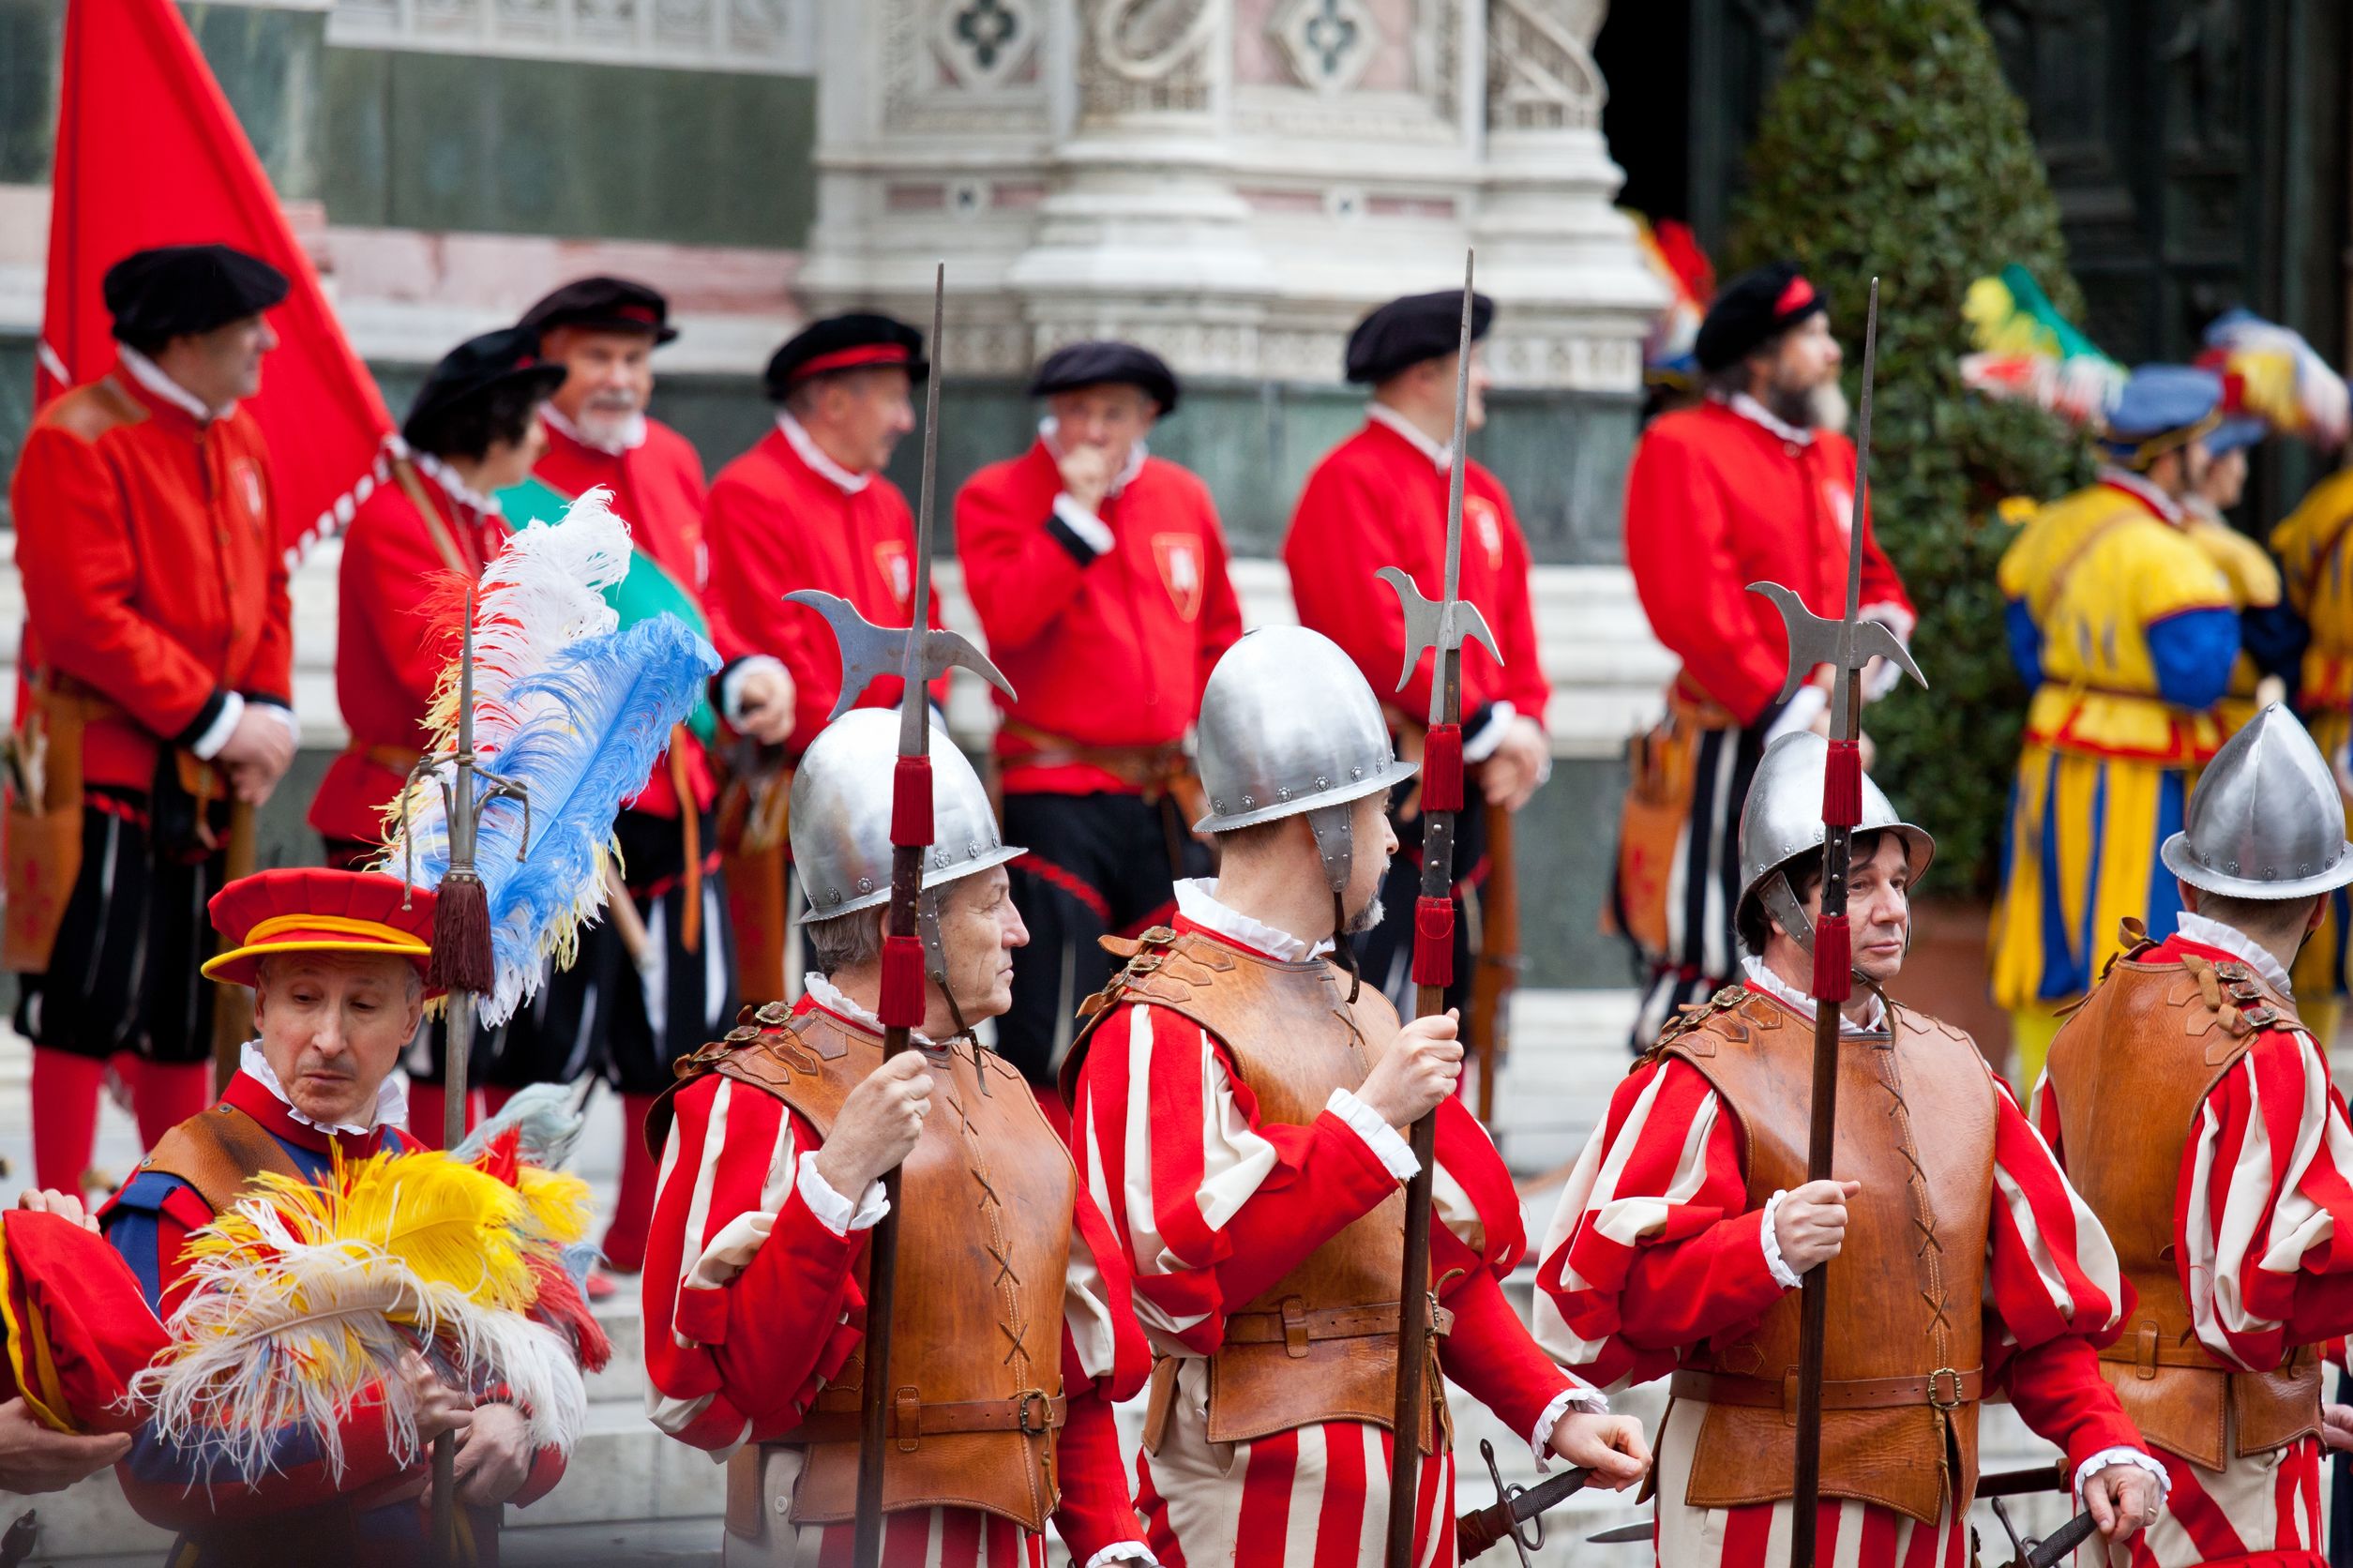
[[138, 1103, 307, 1216], [792, 1389, 1066, 1446], [2099, 1322, 2251, 1376], [347, 742, 425, 776], [998, 719, 1187, 790], [1222, 1298, 1456, 1355], [1670, 1365, 1982, 1413], [390, 456, 475, 580]]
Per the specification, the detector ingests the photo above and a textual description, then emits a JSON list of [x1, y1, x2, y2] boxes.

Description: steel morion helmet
[[1193, 626, 1420, 896], [2161, 702, 2353, 899], [790, 708, 1023, 1033], [1736, 731, 1935, 955]]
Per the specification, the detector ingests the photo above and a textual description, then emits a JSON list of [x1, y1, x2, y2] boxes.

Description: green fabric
[[495, 474, 719, 745]]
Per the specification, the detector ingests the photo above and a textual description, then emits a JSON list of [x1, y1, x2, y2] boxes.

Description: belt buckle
[[1015, 1388, 1053, 1435], [1926, 1367, 1964, 1410]]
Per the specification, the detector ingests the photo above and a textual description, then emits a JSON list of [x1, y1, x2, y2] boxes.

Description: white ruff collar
[[2175, 911, 2296, 1000], [241, 1040, 407, 1137], [1174, 878, 1335, 962], [804, 972, 942, 1048], [1741, 956, 1887, 1036], [407, 447, 504, 515]]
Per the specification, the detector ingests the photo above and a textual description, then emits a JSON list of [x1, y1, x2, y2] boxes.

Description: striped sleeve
[[640, 1074, 866, 1454], [1533, 1055, 1785, 1389], [1983, 1064, 2127, 1357], [1067, 1000, 1405, 1354], [2182, 1027, 2353, 1368]]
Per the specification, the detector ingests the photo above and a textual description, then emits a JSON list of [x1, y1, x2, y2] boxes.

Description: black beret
[[1694, 261, 1829, 372], [103, 244, 288, 348], [400, 326, 568, 454], [762, 313, 927, 401], [1027, 341, 1180, 414], [518, 276, 677, 345], [1344, 290, 1495, 384]]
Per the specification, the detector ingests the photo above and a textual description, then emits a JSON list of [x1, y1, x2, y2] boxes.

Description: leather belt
[[1670, 1365, 1981, 1413], [2099, 1324, 2310, 1377], [347, 742, 425, 776], [999, 720, 1188, 791], [794, 1388, 1066, 1450], [1223, 1298, 1456, 1358]]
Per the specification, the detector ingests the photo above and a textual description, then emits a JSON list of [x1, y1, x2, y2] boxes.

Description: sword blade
[[901, 262, 944, 758], [1586, 1521, 1654, 1545]]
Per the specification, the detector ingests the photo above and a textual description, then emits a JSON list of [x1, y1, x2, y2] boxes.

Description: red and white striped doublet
[[1536, 975, 2148, 1568], [641, 989, 1152, 1568], [1065, 895, 1591, 1568]]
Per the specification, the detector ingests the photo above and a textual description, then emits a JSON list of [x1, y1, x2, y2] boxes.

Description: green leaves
[[1727, 0, 2093, 895]]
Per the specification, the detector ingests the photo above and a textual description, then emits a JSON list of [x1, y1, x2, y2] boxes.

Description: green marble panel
[[179, 2, 324, 200], [0, 341, 33, 484], [1516, 755, 1643, 991], [0, 0, 61, 186], [325, 49, 815, 248]]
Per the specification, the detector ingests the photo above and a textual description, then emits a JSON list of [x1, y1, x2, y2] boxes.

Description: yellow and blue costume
[[2271, 466, 2353, 1016], [1991, 460, 2238, 1078]]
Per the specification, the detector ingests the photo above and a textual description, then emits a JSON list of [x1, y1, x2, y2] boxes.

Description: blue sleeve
[[2240, 601, 2310, 699], [2147, 606, 2242, 712], [100, 1171, 185, 1311], [2004, 598, 2044, 688]]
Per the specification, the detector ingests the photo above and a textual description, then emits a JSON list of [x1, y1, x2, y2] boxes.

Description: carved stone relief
[[1486, 0, 1606, 132], [1079, 0, 1220, 121]]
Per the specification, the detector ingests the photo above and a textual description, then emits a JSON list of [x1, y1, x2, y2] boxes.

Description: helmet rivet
[[1316, 776, 1329, 789], [858, 876, 874, 892], [1350, 765, 1363, 779], [1213, 797, 1224, 810], [1277, 787, 1291, 801], [1242, 793, 1254, 807]]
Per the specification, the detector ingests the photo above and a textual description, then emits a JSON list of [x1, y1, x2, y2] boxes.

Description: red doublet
[[956, 441, 1243, 794], [309, 468, 506, 845], [1622, 400, 1912, 725], [1282, 419, 1549, 731], [535, 415, 733, 817], [702, 424, 943, 753], [10, 364, 293, 790]]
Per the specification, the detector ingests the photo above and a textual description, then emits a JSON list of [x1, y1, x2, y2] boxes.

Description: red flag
[[38, 0, 395, 563]]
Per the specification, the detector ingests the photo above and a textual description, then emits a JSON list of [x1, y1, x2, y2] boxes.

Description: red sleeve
[[246, 442, 294, 701], [954, 460, 1100, 654], [2002, 1334, 2145, 1479], [1621, 428, 1786, 726], [505, 1441, 567, 1509], [1283, 455, 1422, 714], [703, 470, 824, 746], [1050, 1372, 1146, 1560], [339, 497, 465, 721], [1194, 504, 1244, 707], [1848, 450, 1913, 624], [1488, 485, 1550, 719], [11, 426, 222, 739], [1438, 1257, 1572, 1441]]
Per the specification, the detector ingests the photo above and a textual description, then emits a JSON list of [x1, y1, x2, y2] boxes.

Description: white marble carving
[[326, 0, 813, 71]]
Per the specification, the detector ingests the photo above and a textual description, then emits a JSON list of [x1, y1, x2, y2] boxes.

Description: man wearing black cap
[[701, 312, 942, 1003], [955, 340, 1242, 1102], [1615, 260, 1914, 1049], [499, 275, 773, 1289], [309, 325, 566, 1143], [6, 243, 299, 1195], [1282, 291, 1553, 1018]]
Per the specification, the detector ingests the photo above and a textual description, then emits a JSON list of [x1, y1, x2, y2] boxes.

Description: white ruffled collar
[[1741, 955, 1887, 1036], [406, 446, 504, 516], [777, 411, 869, 495], [241, 1039, 407, 1137], [2175, 911, 2296, 1000], [1174, 878, 1335, 962], [804, 972, 942, 1048]]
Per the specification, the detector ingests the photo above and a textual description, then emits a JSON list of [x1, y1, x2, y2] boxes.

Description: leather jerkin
[[2044, 931, 2324, 1470], [137, 1103, 306, 1216], [681, 1004, 1078, 1533], [1654, 988, 1996, 1524], [1065, 925, 1450, 1456]]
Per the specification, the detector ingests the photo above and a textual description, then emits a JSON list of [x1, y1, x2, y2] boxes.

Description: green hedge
[[1728, 0, 2095, 896]]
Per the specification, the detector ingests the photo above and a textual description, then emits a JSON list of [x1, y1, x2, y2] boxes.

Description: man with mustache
[[1062, 627, 1651, 1562], [99, 867, 574, 1562], [499, 276, 781, 1292], [1539, 732, 2164, 1568], [1614, 262, 1916, 1053], [641, 710, 1155, 1566], [7, 243, 299, 1199]]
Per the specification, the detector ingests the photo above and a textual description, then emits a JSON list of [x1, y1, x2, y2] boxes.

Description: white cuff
[[1763, 685, 1827, 745], [1529, 1382, 1609, 1470], [189, 692, 245, 761], [796, 1151, 888, 1239], [1758, 1190, 1803, 1290], [1327, 1088, 1420, 1181], [1462, 701, 1516, 763], [1084, 1545, 1159, 1568], [1052, 493, 1115, 555], [719, 655, 790, 729], [2074, 1445, 2170, 1502]]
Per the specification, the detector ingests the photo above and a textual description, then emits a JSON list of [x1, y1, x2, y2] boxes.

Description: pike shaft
[[899, 264, 943, 756]]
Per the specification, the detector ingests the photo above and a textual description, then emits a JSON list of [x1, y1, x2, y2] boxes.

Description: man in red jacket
[[703, 313, 943, 1004], [1616, 261, 1913, 1049], [498, 276, 786, 1285], [7, 244, 297, 1196], [309, 325, 566, 1145], [1282, 291, 1552, 1016], [955, 342, 1243, 1094]]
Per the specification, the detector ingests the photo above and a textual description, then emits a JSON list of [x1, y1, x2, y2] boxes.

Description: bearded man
[[1615, 262, 1914, 1050]]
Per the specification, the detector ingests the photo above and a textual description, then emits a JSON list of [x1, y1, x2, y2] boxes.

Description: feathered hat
[[1633, 215, 1715, 390], [1958, 263, 2127, 428], [0, 1212, 168, 1436], [2195, 308, 2351, 453]]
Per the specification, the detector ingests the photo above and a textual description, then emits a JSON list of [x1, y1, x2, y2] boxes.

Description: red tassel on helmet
[[1411, 896, 1456, 988], [1810, 914, 1852, 1003], [879, 933, 927, 1028], [1822, 740, 1863, 829], [891, 755, 934, 848], [1421, 723, 1464, 814]]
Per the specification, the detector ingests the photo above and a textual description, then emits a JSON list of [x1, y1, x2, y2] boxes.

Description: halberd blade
[[1376, 565, 1501, 694], [1747, 580, 1925, 703], [786, 589, 1015, 720]]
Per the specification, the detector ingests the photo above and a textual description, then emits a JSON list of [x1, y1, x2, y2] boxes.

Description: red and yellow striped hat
[[201, 867, 437, 988]]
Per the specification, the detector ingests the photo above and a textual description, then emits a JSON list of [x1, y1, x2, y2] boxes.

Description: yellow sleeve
[[2186, 519, 2283, 610], [2270, 468, 2353, 611]]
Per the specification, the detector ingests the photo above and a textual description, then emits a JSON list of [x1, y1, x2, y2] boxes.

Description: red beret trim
[[615, 304, 659, 325], [792, 343, 913, 382], [1774, 275, 1818, 316]]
